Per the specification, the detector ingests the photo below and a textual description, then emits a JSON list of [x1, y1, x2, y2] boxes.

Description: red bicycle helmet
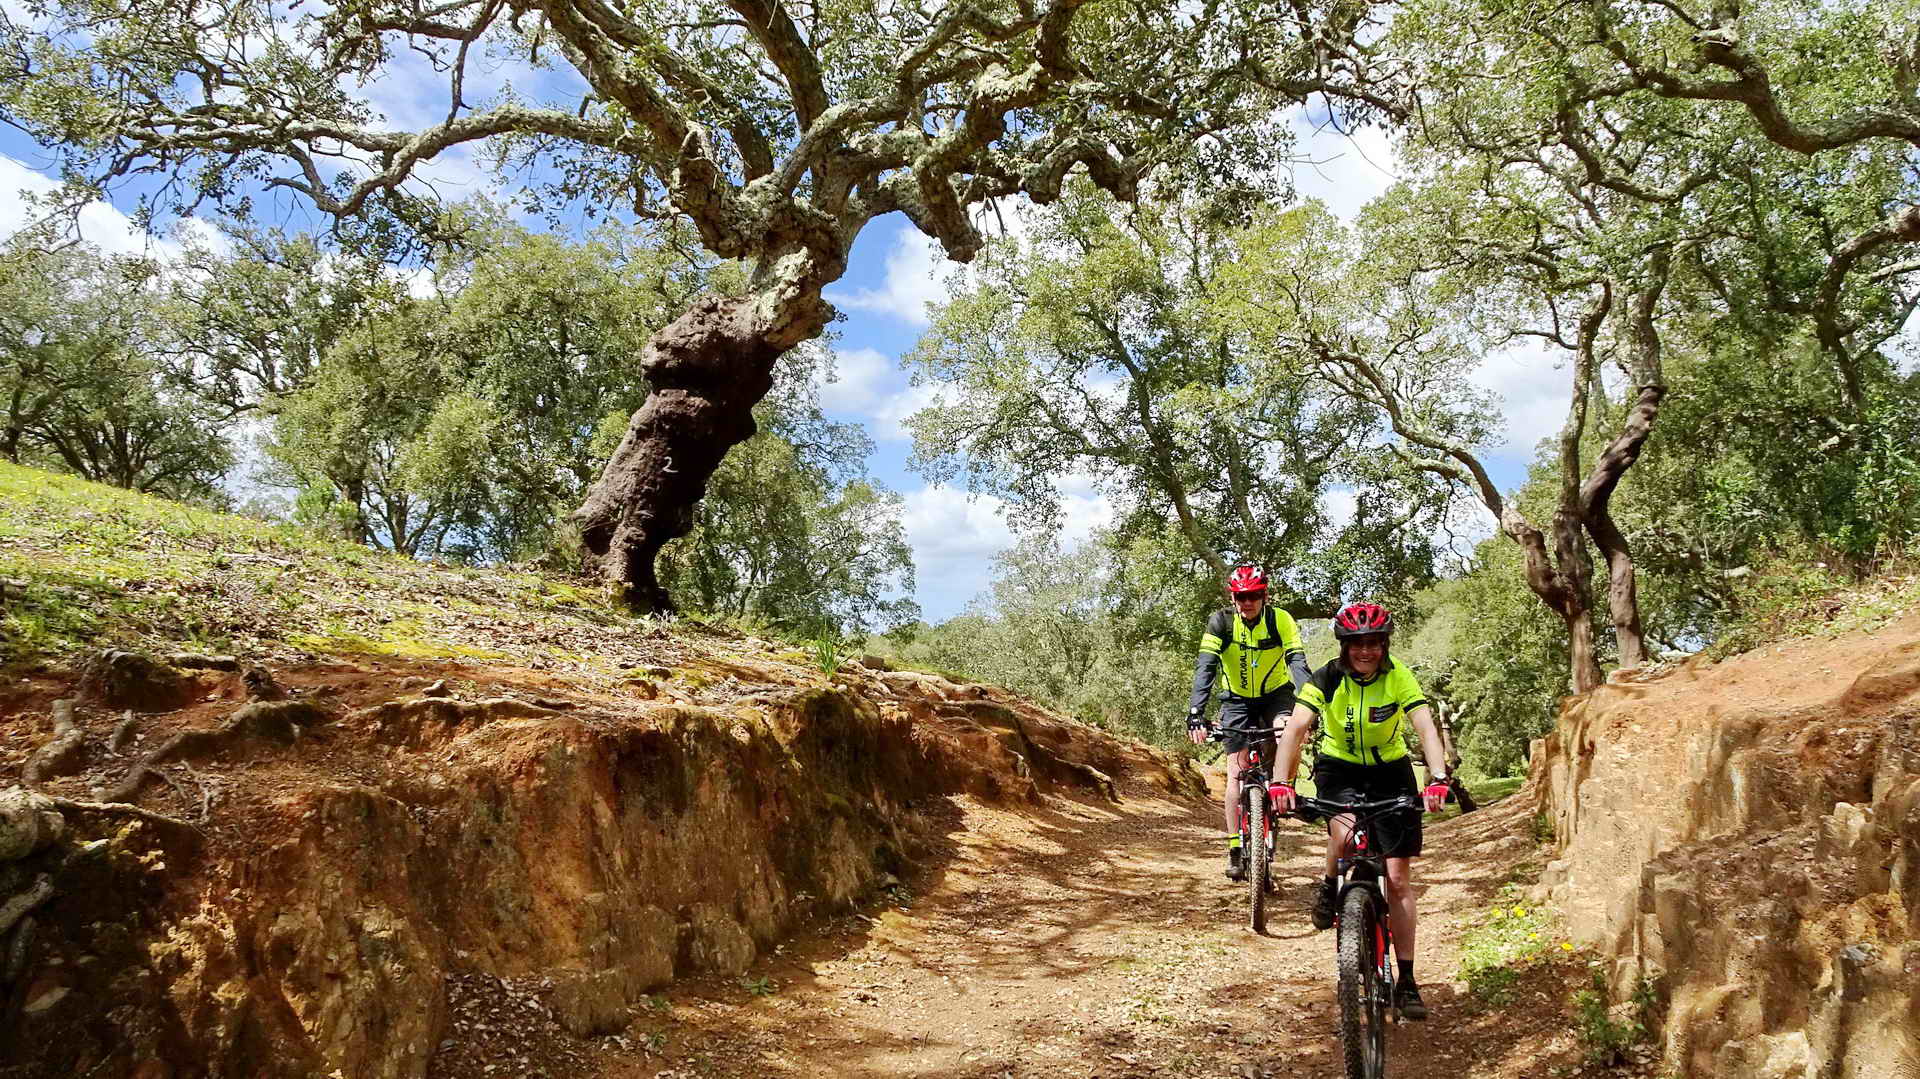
[[1332, 602, 1394, 639], [1226, 564, 1268, 596]]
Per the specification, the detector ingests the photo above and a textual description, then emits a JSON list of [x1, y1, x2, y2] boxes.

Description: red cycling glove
[[1269, 782, 1297, 814], [1422, 781, 1451, 813]]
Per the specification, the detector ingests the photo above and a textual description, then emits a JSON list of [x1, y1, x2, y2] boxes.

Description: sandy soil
[[567, 776, 1620, 1079]]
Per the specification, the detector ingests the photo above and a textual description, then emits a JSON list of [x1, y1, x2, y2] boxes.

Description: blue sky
[[0, 102, 1568, 623]]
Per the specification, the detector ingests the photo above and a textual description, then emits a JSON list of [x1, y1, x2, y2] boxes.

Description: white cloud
[[0, 155, 198, 260], [1895, 305, 1920, 375], [902, 485, 1016, 562], [869, 382, 945, 442], [898, 475, 1118, 620], [1321, 485, 1360, 531], [1287, 111, 1398, 222], [817, 346, 894, 414], [827, 224, 948, 326], [900, 485, 1015, 617], [401, 266, 439, 299], [814, 345, 948, 443], [1469, 340, 1572, 461], [0, 0, 46, 30], [407, 143, 505, 203], [1054, 470, 1116, 547]]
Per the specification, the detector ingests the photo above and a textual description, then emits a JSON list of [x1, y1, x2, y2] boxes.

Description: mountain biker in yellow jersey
[[1185, 564, 1311, 882], [1269, 602, 1451, 1020]]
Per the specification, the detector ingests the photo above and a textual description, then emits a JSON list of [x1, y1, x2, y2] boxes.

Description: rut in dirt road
[[606, 780, 1553, 1079]]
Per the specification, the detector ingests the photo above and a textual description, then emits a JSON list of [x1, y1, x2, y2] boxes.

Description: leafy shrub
[[1457, 884, 1562, 1004], [1574, 969, 1659, 1066], [810, 635, 844, 675]]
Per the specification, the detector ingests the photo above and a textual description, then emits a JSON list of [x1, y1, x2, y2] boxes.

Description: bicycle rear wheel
[[1247, 784, 1269, 933], [1336, 887, 1388, 1079]]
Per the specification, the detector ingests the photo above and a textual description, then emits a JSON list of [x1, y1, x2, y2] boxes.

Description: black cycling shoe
[[1311, 877, 1338, 930], [1225, 846, 1246, 881], [1396, 980, 1428, 1021]]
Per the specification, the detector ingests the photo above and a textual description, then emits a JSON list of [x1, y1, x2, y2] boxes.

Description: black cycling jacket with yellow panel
[[1189, 605, 1312, 715]]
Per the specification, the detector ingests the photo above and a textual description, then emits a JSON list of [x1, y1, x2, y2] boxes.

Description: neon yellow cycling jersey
[[1197, 606, 1306, 699], [1297, 657, 1429, 765]]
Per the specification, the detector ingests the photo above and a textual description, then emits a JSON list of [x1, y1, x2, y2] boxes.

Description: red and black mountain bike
[[1290, 792, 1424, 1079], [1207, 726, 1285, 933]]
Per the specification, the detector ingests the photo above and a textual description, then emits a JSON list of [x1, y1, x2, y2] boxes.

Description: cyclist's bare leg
[[1384, 856, 1416, 960], [1322, 814, 1356, 876], [1222, 747, 1250, 835]]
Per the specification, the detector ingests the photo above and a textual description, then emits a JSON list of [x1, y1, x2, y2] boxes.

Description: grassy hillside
[[0, 462, 646, 676]]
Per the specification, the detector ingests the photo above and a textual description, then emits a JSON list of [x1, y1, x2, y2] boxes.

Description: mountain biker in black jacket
[[1185, 564, 1311, 881]]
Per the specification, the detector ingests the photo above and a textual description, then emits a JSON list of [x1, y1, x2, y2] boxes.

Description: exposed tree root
[[103, 700, 327, 804], [0, 876, 53, 939], [107, 711, 140, 754], [21, 700, 84, 790], [39, 795, 196, 833]]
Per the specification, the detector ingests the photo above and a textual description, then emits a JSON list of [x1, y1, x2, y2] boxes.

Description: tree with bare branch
[[0, 0, 1397, 610]]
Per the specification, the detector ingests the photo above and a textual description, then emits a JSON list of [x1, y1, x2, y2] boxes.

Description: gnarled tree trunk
[[1580, 258, 1672, 674], [1581, 382, 1666, 672], [572, 292, 820, 613]]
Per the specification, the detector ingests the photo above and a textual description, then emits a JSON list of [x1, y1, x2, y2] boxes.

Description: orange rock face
[[0, 648, 1198, 1078], [1532, 612, 1920, 1079]]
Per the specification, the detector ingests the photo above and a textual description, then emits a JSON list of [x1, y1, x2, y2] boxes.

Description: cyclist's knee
[[1385, 858, 1413, 892]]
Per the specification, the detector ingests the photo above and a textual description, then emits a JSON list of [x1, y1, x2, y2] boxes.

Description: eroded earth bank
[[1533, 611, 1920, 1079], [0, 641, 1199, 1079], [4, 610, 1917, 1078]]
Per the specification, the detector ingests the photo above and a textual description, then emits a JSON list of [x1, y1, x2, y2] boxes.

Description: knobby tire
[[1247, 785, 1269, 933], [1337, 887, 1387, 1079]]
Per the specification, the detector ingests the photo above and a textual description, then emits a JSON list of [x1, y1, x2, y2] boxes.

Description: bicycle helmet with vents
[[1226, 564, 1268, 596], [1332, 602, 1394, 639]]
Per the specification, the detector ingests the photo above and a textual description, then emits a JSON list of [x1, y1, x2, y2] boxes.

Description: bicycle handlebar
[[1204, 725, 1286, 741], [1289, 793, 1421, 823]]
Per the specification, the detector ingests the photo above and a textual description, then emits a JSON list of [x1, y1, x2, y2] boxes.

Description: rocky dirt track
[[576, 776, 1605, 1079]]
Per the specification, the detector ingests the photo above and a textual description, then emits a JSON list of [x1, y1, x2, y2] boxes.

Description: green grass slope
[[0, 462, 641, 675]]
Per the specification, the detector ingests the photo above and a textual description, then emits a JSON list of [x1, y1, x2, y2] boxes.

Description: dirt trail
[[583, 777, 1569, 1079]]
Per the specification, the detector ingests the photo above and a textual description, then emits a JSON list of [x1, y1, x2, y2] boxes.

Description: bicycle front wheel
[[1247, 784, 1269, 933], [1336, 887, 1388, 1079]]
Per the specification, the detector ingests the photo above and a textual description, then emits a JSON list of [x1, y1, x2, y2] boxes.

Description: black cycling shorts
[[1217, 692, 1292, 759], [1311, 754, 1422, 858]]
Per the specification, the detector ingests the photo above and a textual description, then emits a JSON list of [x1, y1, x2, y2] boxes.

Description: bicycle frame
[[1207, 725, 1286, 931], [1293, 793, 1421, 1079]]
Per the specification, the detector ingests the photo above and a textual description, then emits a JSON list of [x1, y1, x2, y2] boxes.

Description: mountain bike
[[1291, 792, 1424, 1079], [1208, 725, 1285, 933]]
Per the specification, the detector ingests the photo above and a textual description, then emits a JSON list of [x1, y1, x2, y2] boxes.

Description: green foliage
[[1457, 884, 1565, 1005], [1574, 969, 1659, 1067], [0, 459, 644, 671], [1531, 811, 1557, 845], [657, 353, 917, 637], [740, 976, 776, 997], [0, 576, 105, 666], [1705, 549, 1920, 659], [809, 635, 844, 676], [1408, 548, 1573, 777], [158, 221, 409, 418], [879, 533, 1195, 748], [908, 190, 1454, 618], [261, 213, 707, 561], [0, 237, 233, 500]]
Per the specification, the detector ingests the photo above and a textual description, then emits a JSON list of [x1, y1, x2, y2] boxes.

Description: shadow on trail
[[623, 778, 1553, 1078]]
